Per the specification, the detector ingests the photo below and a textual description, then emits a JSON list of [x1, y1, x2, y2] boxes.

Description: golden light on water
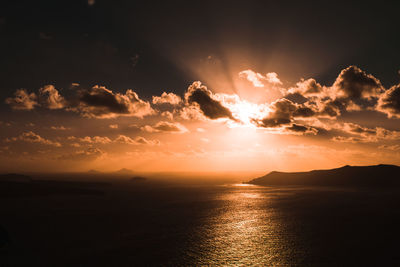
[[191, 185, 292, 265], [232, 183, 255, 187]]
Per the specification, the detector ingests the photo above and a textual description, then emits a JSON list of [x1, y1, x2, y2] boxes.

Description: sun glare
[[230, 101, 264, 125]]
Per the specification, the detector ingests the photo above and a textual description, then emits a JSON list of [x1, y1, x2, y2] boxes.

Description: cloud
[[6, 85, 155, 119], [332, 65, 384, 109], [239, 70, 282, 87], [287, 78, 324, 96], [6, 131, 61, 147], [5, 89, 38, 110], [286, 124, 318, 135], [79, 136, 112, 144], [141, 121, 188, 133], [331, 136, 368, 143], [38, 85, 66, 109], [4, 65, 400, 141], [152, 92, 182, 105], [282, 66, 387, 120], [378, 84, 400, 118], [252, 99, 315, 128], [161, 111, 174, 120], [331, 123, 400, 143], [114, 135, 160, 145], [176, 106, 205, 120], [50, 126, 70, 130], [75, 85, 155, 118], [333, 66, 383, 99], [379, 144, 400, 151], [59, 147, 104, 161], [184, 81, 236, 120]]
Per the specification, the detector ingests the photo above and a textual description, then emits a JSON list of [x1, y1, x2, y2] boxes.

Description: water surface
[[1, 182, 400, 266]]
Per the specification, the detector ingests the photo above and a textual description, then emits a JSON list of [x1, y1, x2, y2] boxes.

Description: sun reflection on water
[[189, 185, 291, 266]]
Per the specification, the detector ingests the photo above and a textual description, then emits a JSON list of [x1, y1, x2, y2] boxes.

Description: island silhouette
[[247, 164, 400, 187]]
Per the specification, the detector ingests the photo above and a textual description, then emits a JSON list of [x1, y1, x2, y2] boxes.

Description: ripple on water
[[182, 185, 298, 266]]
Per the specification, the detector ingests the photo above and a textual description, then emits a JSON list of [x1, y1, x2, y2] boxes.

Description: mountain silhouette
[[247, 164, 400, 187]]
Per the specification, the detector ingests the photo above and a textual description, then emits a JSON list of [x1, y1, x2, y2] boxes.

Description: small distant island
[[247, 164, 400, 187]]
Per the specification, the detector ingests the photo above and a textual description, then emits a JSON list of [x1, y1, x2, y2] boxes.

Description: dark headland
[[247, 164, 400, 187]]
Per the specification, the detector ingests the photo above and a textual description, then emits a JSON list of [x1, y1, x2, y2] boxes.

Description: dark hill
[[247, 164, 400, 187]]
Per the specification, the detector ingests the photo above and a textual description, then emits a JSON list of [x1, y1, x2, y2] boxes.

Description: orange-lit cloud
[[141, 121, 188, 133], [239, 70, 282, 88], [115, 135, 160, 146], [74, 86, 155, 118], [38, 85, 66, 109], [6, 131, 61, 147], [378, 84, 400, 118], [184, 81, 236, 120], [152, 92, 182, 105], [5, 89, 38, 110], [2, 65, 400, 172]]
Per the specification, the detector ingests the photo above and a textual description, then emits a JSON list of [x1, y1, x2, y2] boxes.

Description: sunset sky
[[1, 1, 400, 173]]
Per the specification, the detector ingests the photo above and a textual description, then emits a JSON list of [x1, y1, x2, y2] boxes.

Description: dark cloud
[[318, 100, 342, 117], [78, 86, 129, 113], [75, 86, 155, 118], [281, 66, 390, 121], [333, 66, 383, 99], [253, 99, 316, 128], [184, 82, 235, 120], [284, 92, 308, 104], [293, 106, 315, 117], [6, 85, 154, 119], [378, 84, 400, 118], [333, 66, 384, 109], [288, 78, 324, 96], [5, 85, 146, 118], [287, 124, 308, 132], [286, 124, 318, 135]]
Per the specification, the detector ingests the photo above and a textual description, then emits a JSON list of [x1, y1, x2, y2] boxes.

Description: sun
[[221, 98, 269, 127]]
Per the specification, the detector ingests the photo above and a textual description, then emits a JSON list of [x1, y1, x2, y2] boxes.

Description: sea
[[1, 181, 400, 266]]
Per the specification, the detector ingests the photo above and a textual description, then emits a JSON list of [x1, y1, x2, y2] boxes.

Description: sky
[[1, 0, 400, 173]]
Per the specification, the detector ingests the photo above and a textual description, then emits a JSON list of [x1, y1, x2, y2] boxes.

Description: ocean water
[[1, 182, 400, 266]]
